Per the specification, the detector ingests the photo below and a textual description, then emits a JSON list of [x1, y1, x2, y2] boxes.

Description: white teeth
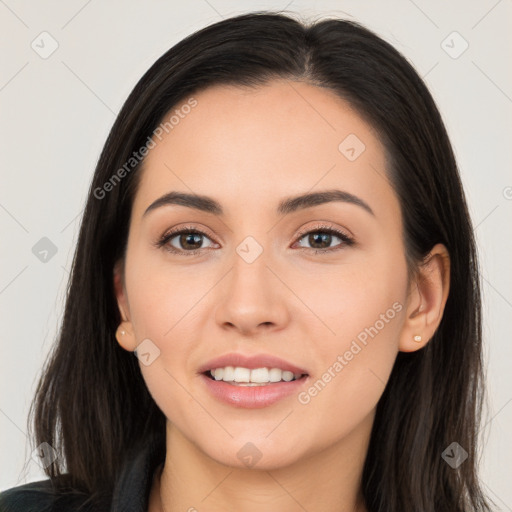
[[250, 367, 269, 383], [269, 368, 282, 382], [233, 367, 250, 382], [222, 366, 235, 381], [282, 370, 294, 382], [208, 366, 304, 384]]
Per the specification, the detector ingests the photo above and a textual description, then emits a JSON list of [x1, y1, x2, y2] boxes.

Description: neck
[[155, 413, 373, 512]]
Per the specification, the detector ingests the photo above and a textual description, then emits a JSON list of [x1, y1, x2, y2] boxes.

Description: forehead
[[132, 80, 396, 220]]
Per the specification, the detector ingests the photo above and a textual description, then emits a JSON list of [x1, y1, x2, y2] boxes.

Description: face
[[114, 80, 412, 470]]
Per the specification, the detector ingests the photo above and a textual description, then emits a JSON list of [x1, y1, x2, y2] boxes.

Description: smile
[[206, 366, 305, 385]]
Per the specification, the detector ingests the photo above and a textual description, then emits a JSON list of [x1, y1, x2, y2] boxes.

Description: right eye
[[155, 226, 218, 256]]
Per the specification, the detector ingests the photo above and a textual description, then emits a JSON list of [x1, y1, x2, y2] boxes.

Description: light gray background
[[1, 0, 511, 508]]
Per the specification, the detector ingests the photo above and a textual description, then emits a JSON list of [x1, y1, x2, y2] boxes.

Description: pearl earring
[[413, 335, 422, 343], [116, 324, 128, 342]]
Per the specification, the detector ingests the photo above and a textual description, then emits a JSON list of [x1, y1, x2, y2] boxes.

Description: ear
[[398, 243, 450, 352], [113, 260, 137, 352]]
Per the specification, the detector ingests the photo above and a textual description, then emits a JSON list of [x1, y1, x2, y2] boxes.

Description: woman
[[0, 11, 495, 512]]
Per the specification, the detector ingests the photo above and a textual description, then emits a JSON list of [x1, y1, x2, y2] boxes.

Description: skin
[[113, 80, 450, 512]]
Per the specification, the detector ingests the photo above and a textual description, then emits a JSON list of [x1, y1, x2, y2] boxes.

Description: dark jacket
[[0, 439, 165, 512]]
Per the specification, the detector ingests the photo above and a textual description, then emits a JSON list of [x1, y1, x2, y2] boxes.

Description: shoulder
[[0, 479, 101, 512], [0, 437, 164, 512]]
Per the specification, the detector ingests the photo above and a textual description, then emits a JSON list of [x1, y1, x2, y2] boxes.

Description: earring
[[116, 323, 129, 343], [413, 335, 422, 343]]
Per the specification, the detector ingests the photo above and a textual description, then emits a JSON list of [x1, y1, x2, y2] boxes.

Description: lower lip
[[200, 373, 309, 409]]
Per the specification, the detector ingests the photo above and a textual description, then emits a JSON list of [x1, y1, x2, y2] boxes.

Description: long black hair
[[28, 11, 493, 511]]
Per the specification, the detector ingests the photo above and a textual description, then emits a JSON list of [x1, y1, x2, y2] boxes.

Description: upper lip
[[198, 353, 308, 375]]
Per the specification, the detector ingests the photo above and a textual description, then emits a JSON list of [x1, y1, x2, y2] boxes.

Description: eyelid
[[161, 224, 217, 242], [294, 222, 354, 242]]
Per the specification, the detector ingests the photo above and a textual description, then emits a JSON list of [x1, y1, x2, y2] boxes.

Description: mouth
[[198, 355, 310, 408], [198, 353, 310, 408], [203, 366, 308, 386]]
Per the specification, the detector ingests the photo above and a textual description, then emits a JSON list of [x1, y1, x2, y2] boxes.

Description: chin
[[201, 437, 305, 471]]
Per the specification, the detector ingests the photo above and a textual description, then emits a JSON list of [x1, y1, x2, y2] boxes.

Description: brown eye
[[303, 232, 335, 250], [173, 232, 206, 251], [295, 227, 354, 253], [156, 227, 217, 256]]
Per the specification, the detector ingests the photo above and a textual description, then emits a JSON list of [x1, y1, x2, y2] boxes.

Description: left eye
[[295, 229, 353, 251]]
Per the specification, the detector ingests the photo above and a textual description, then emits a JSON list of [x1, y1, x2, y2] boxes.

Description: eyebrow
[[143, 189, 374, 217]]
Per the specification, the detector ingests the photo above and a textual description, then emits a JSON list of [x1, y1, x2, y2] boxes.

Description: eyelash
[[154, 223, 355, 257]]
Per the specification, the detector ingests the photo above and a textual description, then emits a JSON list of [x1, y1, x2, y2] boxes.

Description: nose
[[214, 245, 290, 337]]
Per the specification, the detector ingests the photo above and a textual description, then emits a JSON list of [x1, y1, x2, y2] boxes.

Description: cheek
[[122, 255, 203, 415], [291, 252, 406, 431], [124, 247, 205, 341], [124, 260, 203, 423], [294, 249, 407, 353]]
